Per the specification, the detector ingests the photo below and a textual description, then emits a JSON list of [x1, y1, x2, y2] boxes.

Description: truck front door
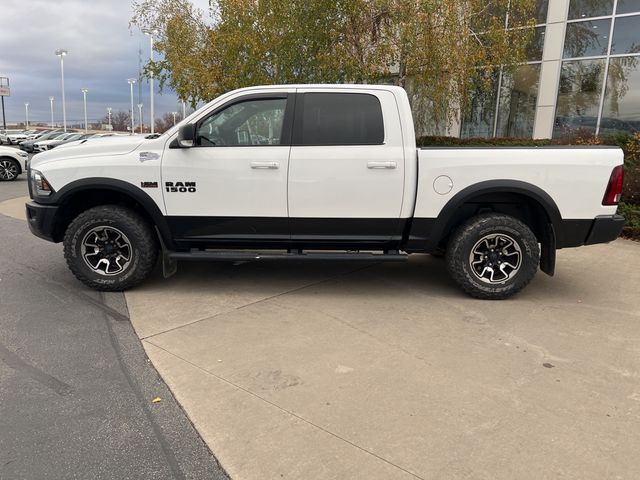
[[161, 92, 294, 248]]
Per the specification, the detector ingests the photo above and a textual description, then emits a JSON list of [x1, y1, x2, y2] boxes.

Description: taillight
[[602, 165, 624, 206]]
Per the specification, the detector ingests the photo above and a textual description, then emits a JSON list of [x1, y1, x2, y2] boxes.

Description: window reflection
[[461, 71, 499, 138], [461, 65, 540, 138], [564, 19, 611, 58], [616, 0, 640, 15], [554, 59, 606, 137], [526, 27, 546, 61], [611, 15, 640, 54], [496, 64, 541, 137], [568, 0, 613, 20], [601, 56, 640, 134]]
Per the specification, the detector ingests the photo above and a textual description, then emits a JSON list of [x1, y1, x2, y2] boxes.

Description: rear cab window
[[294, 93, 385, 146]]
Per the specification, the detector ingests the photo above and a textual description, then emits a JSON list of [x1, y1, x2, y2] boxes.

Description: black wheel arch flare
[[38, 177, 175, 249], [405, 179, 563, 253]]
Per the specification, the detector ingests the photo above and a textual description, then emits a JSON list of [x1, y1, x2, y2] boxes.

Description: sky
[[0, 0, 211, 127]]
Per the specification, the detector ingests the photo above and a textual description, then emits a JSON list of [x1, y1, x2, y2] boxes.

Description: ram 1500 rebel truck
[[25, 85, 625, 299]]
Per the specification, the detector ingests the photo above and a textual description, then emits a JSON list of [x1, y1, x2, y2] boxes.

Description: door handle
[[250, 161, 279, 169], [367, 161, 397, 169]]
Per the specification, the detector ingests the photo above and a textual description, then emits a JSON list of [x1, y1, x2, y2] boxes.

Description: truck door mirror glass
[[177, 124, 196, 148]]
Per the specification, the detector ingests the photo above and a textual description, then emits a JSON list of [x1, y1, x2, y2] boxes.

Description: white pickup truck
[[26, 85, 625, 299]]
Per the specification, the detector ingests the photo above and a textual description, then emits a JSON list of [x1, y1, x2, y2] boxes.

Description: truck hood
[[30, 135, 147, 168]]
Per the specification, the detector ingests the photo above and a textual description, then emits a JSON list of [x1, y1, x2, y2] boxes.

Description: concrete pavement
[[127, 241, 640, 479]]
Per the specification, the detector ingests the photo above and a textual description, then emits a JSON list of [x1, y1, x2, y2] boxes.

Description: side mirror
[[177, 124, 196, 148]]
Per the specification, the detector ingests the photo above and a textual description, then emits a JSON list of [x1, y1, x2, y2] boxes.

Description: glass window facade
[[611, 15, 640, 54], [554, 59, 606, 136], [617, 0, 640, 14], [568, 0, 614, 20], [460, 2, 547, 138], [554, 2, 640, 137], [601, 57, 640, 134], [564, 19, 611, 58], [497, 65, 541, 137]]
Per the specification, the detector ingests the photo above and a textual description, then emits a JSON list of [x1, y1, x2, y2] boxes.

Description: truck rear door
[[287, 89, 405, 248]]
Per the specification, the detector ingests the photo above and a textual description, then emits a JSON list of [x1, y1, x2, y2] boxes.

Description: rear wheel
[[446, 213, 539, 299], [0, 158, 20, 181], [64, 206, 158, 291]]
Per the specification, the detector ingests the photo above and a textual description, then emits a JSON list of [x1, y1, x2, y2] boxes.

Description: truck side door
[[161, 92, 294, 248], [287, 89, 405, 248]]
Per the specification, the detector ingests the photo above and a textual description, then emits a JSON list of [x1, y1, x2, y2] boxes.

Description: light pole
[[182, 100, 186, 119], [171, 111, 178, 126], [137, 103, 143, 133], [55, 49, 67, 131], [144, 29, 157, 134], [81, 88, 88, 133], [127, 78, 136, 135], [49, 96, 54, 127], [24, 103, 29, 128], [107, 107, 112, 130]]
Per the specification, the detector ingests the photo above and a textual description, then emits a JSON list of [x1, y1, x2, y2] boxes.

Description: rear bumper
[[585, 214, 625, 245], [556, 215, 625, 248], [25, 201, 60, 243]]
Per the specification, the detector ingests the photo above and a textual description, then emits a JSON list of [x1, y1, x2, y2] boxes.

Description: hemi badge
[[141, 181, 158, 188], [139, 151, 160, 162]]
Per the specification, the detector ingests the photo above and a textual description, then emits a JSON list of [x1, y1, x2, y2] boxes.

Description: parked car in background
[[21, 131, 66, 153], [34, 132, 85, 152], [41, 133, 93, 150], [6, 130, 37, 145], [1, 129, 25, 144], [0, 145, 29, 181]]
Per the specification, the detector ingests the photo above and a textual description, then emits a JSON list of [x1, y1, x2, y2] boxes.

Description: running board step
[[168, 250, 408, 262]]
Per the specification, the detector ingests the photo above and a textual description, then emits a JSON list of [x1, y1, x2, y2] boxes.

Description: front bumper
[[25, 201, 60, 242]]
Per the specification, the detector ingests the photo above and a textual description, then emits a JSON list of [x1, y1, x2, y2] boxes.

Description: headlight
[[17, 151, 28, 157], [30, 169, 54, 196]]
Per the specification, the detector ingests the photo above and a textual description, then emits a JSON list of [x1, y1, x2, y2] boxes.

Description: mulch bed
[[621, 227, 640, 242]]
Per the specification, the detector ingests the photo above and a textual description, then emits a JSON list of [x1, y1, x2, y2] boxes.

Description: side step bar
[[168, 250, 408, 262]]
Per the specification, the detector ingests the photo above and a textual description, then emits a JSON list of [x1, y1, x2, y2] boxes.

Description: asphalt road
[[0, 177, 228, 479]]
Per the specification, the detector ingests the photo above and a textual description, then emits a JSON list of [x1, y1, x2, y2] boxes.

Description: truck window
[[197, 98, 287, 146], [298, 93, 384, 146]]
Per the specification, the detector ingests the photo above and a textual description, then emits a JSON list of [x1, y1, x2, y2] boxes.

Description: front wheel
[[446, 214, 540, 300], [63, 206, 158, 291], [0, 158, 20, 181]]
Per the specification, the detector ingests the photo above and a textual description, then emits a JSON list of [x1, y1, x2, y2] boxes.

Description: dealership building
[[456, 0, 640, 139]]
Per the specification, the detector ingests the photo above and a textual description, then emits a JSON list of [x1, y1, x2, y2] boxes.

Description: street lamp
[[137, 103, 143, 133], [49, 96, 54, 127], [107, 107, 112, 130], [143, 29, 157, 134], [127, 78, 136, 135], [24, 103, 29, 128], [55, 49, 68, 132], [81, 88, 88, 133], [171, 111, 178, 126]]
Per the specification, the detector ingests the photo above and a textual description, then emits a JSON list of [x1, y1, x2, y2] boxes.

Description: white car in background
[[0, 145, 28, 181], [6, 130, 36, 145], [0, 129, 26, 144]]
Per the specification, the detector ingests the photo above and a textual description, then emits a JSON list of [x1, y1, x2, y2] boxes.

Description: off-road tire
[[446, 213, 539, 300], [0, 158, 20, 181], [64, 205, 158, 291]]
